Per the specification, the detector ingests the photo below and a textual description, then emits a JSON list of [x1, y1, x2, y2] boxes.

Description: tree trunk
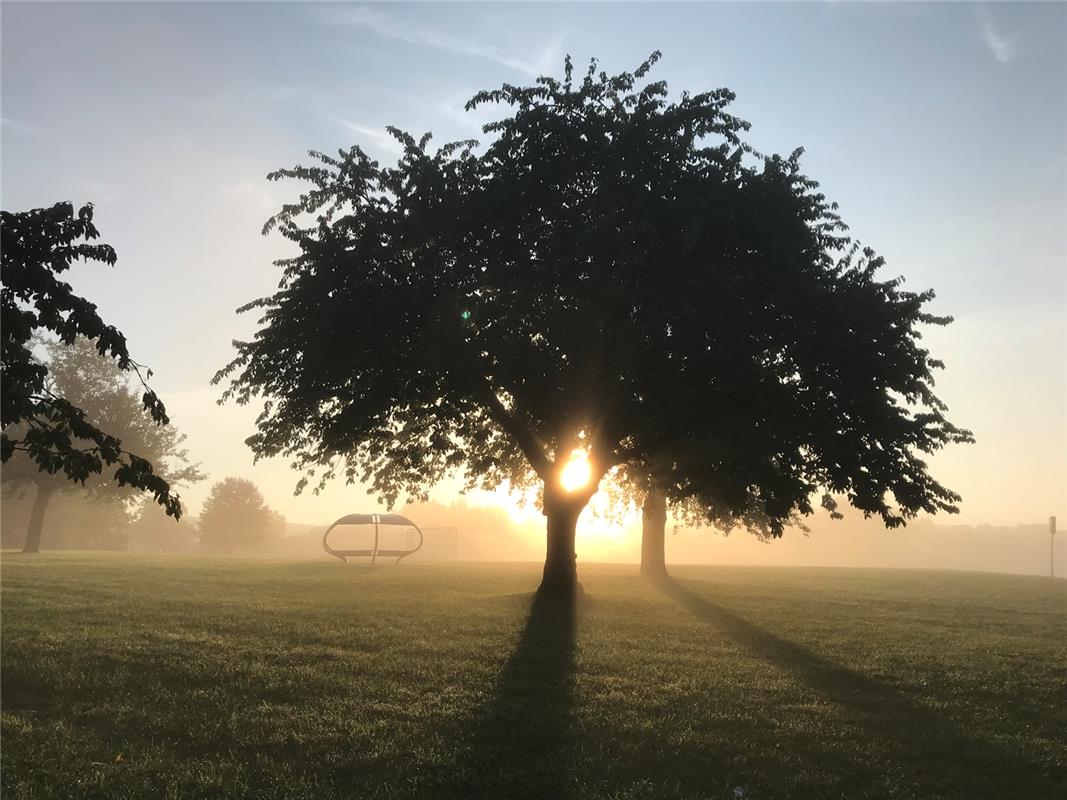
[[539, 490, 583, 596], [22, 484, 55, 554], [640, 490, 668, 580]]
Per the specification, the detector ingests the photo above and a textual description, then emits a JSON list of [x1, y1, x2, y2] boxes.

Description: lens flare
[[559, 448, 592, 493]]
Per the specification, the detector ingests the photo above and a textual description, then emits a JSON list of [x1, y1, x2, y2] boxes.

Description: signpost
[[1051, 516, 1057, 578]]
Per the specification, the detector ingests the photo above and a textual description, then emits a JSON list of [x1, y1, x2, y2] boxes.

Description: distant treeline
[[3, 489, 1058, 578]]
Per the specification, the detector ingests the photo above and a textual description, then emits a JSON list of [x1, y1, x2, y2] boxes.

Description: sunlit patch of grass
[[2, 554, 1064, 799]]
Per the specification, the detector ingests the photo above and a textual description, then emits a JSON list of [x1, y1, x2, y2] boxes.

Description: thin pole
[[373, 515, 380, 565], [1051, 516, 1057, 579]]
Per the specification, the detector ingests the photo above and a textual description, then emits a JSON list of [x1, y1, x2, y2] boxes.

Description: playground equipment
[[322, 513, 424, 564]]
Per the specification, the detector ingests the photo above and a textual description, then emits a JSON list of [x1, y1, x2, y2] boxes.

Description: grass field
[[2, 554, 1065, 800]]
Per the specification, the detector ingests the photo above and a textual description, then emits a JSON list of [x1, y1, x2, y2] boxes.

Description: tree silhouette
[[216, 53, 972, 594], [2, 337, 203, 553], [1, 202, 186, 538], [197, 477, 274, 555]]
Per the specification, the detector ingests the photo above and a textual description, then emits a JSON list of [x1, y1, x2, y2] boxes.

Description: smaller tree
[[2, 337, 203, 552], [2, 202, 184, 530], [264, 508, 287, 542], [1, 483, 130, 551], [197, 477, 274, 554]]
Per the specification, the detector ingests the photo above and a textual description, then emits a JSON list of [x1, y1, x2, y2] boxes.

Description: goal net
[[404, 526, 459, 561]]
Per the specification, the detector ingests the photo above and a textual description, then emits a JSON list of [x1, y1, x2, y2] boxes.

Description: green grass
[[2, 554, 1065, 799]]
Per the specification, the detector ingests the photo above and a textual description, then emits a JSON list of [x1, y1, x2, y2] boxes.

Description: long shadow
[[655, 576, 1061, 799], [436, 589, 579, 800]]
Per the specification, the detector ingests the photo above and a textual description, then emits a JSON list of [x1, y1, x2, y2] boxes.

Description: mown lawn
[[1, 554, 1064, 799]]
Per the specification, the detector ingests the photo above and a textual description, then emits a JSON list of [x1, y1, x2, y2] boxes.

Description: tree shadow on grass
[[434, 589, 579, 800], [655, 576, 1060, 799]]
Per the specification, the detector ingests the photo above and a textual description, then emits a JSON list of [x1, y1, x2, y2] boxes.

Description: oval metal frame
[[322, 513, 424, 564]]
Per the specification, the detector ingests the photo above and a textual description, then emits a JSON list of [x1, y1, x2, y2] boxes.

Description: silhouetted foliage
[[2, 337, 204, 552], [197, 477, 274, 554], [216, 53, 972, 593], [1, 202, 185, 525]]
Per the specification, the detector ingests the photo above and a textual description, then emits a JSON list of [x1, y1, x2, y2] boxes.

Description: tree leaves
[[1, 203, 189, 518], [216, 53, 972, 534]]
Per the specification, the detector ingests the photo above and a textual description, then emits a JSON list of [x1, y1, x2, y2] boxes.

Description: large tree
[[2, 337, 204, 552], [1, 202, 187, 543], [216, 53, 972, 595]]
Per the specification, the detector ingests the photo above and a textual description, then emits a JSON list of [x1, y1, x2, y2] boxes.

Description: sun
[[559, 448, 592, 493]]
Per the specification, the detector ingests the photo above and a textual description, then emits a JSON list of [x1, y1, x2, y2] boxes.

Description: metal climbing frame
[[322, 513, 424, 564]]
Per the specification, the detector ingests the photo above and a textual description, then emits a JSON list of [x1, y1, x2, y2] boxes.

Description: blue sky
[[2, 2, 1064, 528]]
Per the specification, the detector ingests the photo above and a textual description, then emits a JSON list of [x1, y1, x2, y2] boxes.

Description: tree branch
[[479, 385, 552, 480]]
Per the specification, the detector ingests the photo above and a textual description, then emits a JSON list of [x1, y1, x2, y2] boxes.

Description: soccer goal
[[405, 526, 459, 561]]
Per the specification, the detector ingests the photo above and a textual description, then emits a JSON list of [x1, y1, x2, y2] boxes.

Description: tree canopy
[[1, 202, 185, 517], [197, 477, 277, 555], [2, 337, 204, 499], [216, 53, 972, 592]]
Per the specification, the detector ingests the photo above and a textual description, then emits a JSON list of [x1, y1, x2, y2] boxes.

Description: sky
[[2, 1, 1065, 544]]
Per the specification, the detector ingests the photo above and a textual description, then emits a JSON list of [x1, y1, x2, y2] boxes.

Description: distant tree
[[1, 202, 187, 546], [0, 484, 131, 551], [2, 337, 204, 552], [197, 478, 274, 554], [216, 53, 972, 595], [264, 508, 287, 542]]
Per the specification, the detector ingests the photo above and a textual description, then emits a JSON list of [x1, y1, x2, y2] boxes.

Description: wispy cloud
[[1, 116, 46, 136], [329, 118, 404, 154], [321, 6, 567, 78], [978, 6, 1019, 64]]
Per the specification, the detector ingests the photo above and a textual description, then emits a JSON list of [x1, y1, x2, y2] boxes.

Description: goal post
[[405, 526, 459, 561]]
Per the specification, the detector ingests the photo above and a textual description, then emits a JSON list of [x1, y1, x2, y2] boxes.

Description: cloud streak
[[329, 118, 404, 154], [1, 116, 46, 136], [978, 6, 1018, 63], [321, 6, 566, 77]]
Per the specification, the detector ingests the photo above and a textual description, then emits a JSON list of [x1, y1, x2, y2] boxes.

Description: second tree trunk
[[640, 491, 668, 579]]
